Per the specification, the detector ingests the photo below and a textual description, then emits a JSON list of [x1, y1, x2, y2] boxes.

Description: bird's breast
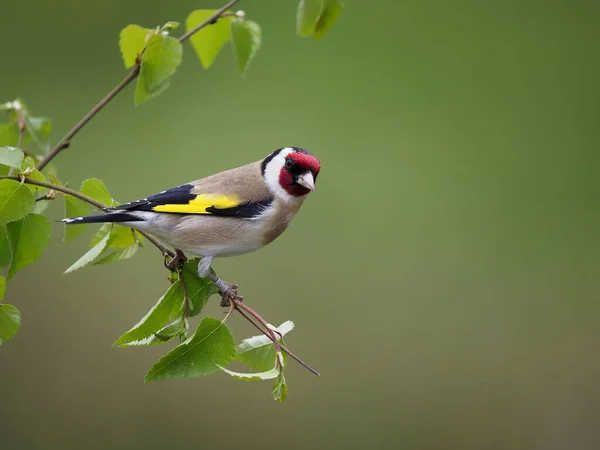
[[259, 198, 302, 246]]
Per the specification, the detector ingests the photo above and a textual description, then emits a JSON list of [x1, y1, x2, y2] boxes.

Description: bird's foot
[[164, 248, 187, 271], [218, 283, 244, 308]]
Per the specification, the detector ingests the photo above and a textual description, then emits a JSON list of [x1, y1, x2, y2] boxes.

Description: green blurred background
[[2, 0, 600, 448]]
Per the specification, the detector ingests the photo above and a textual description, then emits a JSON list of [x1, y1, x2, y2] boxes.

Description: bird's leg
[[207, 273, 244, 308], [164, 248, 187, 271]]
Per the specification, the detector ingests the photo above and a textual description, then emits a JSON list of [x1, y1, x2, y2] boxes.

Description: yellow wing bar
[[152, 193, 241, 214]]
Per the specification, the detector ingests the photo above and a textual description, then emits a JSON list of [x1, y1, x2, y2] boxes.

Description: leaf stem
[[234, 303, 320, 377], [35, 0, 243, 172]]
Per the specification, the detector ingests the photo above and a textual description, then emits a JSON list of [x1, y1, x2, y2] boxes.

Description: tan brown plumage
[[62, 147, 321, 278]]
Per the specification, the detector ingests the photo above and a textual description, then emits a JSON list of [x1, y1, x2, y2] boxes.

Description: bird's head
[[261, 147, 321, 201]]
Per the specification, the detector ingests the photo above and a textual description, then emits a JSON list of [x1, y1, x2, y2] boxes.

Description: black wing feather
[[107, 184, 272, 218]]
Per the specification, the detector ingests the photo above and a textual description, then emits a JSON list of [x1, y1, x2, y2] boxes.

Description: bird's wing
[[107, 161, 273, 219]]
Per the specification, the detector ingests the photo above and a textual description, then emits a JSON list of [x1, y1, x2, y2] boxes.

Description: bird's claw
[[219, 284, 243, 308], [164, 249, 187, 271]]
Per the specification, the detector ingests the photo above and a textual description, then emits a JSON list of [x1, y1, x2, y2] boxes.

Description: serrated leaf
[[314, 0, 343, 40], [80, 178, 112, 206], [0, 146, 24, 169], [0, 276, 5, 301], [119, 24, 152, 69], [0, 226, 11, 268], [144, 34, 182, 90], [114, 259, 217, 347], [144, 317, 235, 382], [296, 0, 322, 37], [64, 195, 89, 243], [93, 238, 141, 265], [219, 365, 280, 380], [134, 75, 171, 105], [64, 230, 110, 274], [89, 224, 138, 250], [272, 373, 289, 403], [6, 214, 51, 279], [186, 10, 232, 69], [231, 19, 261, 75], [235, 321, 294, 371], [0, 303, 21, 344], [135, 33, 182, 105], [0, 180, 35, 226]]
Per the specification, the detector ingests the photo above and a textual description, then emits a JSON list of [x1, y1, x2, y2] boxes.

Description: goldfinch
[[62, 146, 320, 294]]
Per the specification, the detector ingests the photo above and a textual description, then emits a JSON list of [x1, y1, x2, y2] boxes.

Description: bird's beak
[[296, 171, 316, 192]]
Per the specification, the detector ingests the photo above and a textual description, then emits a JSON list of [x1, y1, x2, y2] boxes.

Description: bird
[[61, 146, 321, 299]]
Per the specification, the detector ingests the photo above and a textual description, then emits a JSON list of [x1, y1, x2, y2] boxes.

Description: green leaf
[[119, 24, 152, 69], [134, 74, 170, 106], [235, 321, 294, 371], [93, 235, 141, 265], [161, 21, 180, 32], [0, 226, 11, 268], [152, 318, 187, 343], [0, 303, 21, 344], [64, 230, 110, 274], [63, 195, 89, 243], [230, 19, 261, 76], [135, 33, 182, 105], [80, 178, 112, 206], [272, 373, 289, 403], [114, 259, 217, 347], [22, 169, 46, 193], [24, 116, 52, 154], [0, 123, 19, 147], [186, 10, 233, 69], [144, 34, 182, 91], [6, 214, 51, 279], [144, 317, 235, 382], [0, 180, 35, 226], [314, 0, 343, 40], [0, 276, 5, 301], [296, 0, 322, 37], [0, 146, 24, 169]]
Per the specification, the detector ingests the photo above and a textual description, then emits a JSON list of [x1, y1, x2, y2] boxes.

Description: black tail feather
[[60, 212, 144, 225]]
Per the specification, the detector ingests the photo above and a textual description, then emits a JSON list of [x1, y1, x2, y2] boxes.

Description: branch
[[0, 175, 173, 257], [35, 0, 243, 172], [178, 0, 242, 43], [233, 301, 320, 377]]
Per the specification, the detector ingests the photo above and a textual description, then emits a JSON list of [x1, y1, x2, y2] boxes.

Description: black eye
[[284, 158, 295, 169]]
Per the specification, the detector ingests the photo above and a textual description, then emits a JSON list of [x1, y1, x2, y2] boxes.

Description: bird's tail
[[60, 212, 143, 225]]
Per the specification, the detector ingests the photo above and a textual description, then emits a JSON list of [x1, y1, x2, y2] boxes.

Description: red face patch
[[278, 150, 321, 197], [288, 152, 321, 174]]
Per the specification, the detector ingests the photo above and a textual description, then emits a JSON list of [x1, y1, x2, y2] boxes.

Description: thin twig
[[178, 0, 242, 43], [36, 68, 140, 171], [35, 190, 56, 202], [35, 0, 242, 172], [234, 303, 320, 376], [234, 300, 284, 369]]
